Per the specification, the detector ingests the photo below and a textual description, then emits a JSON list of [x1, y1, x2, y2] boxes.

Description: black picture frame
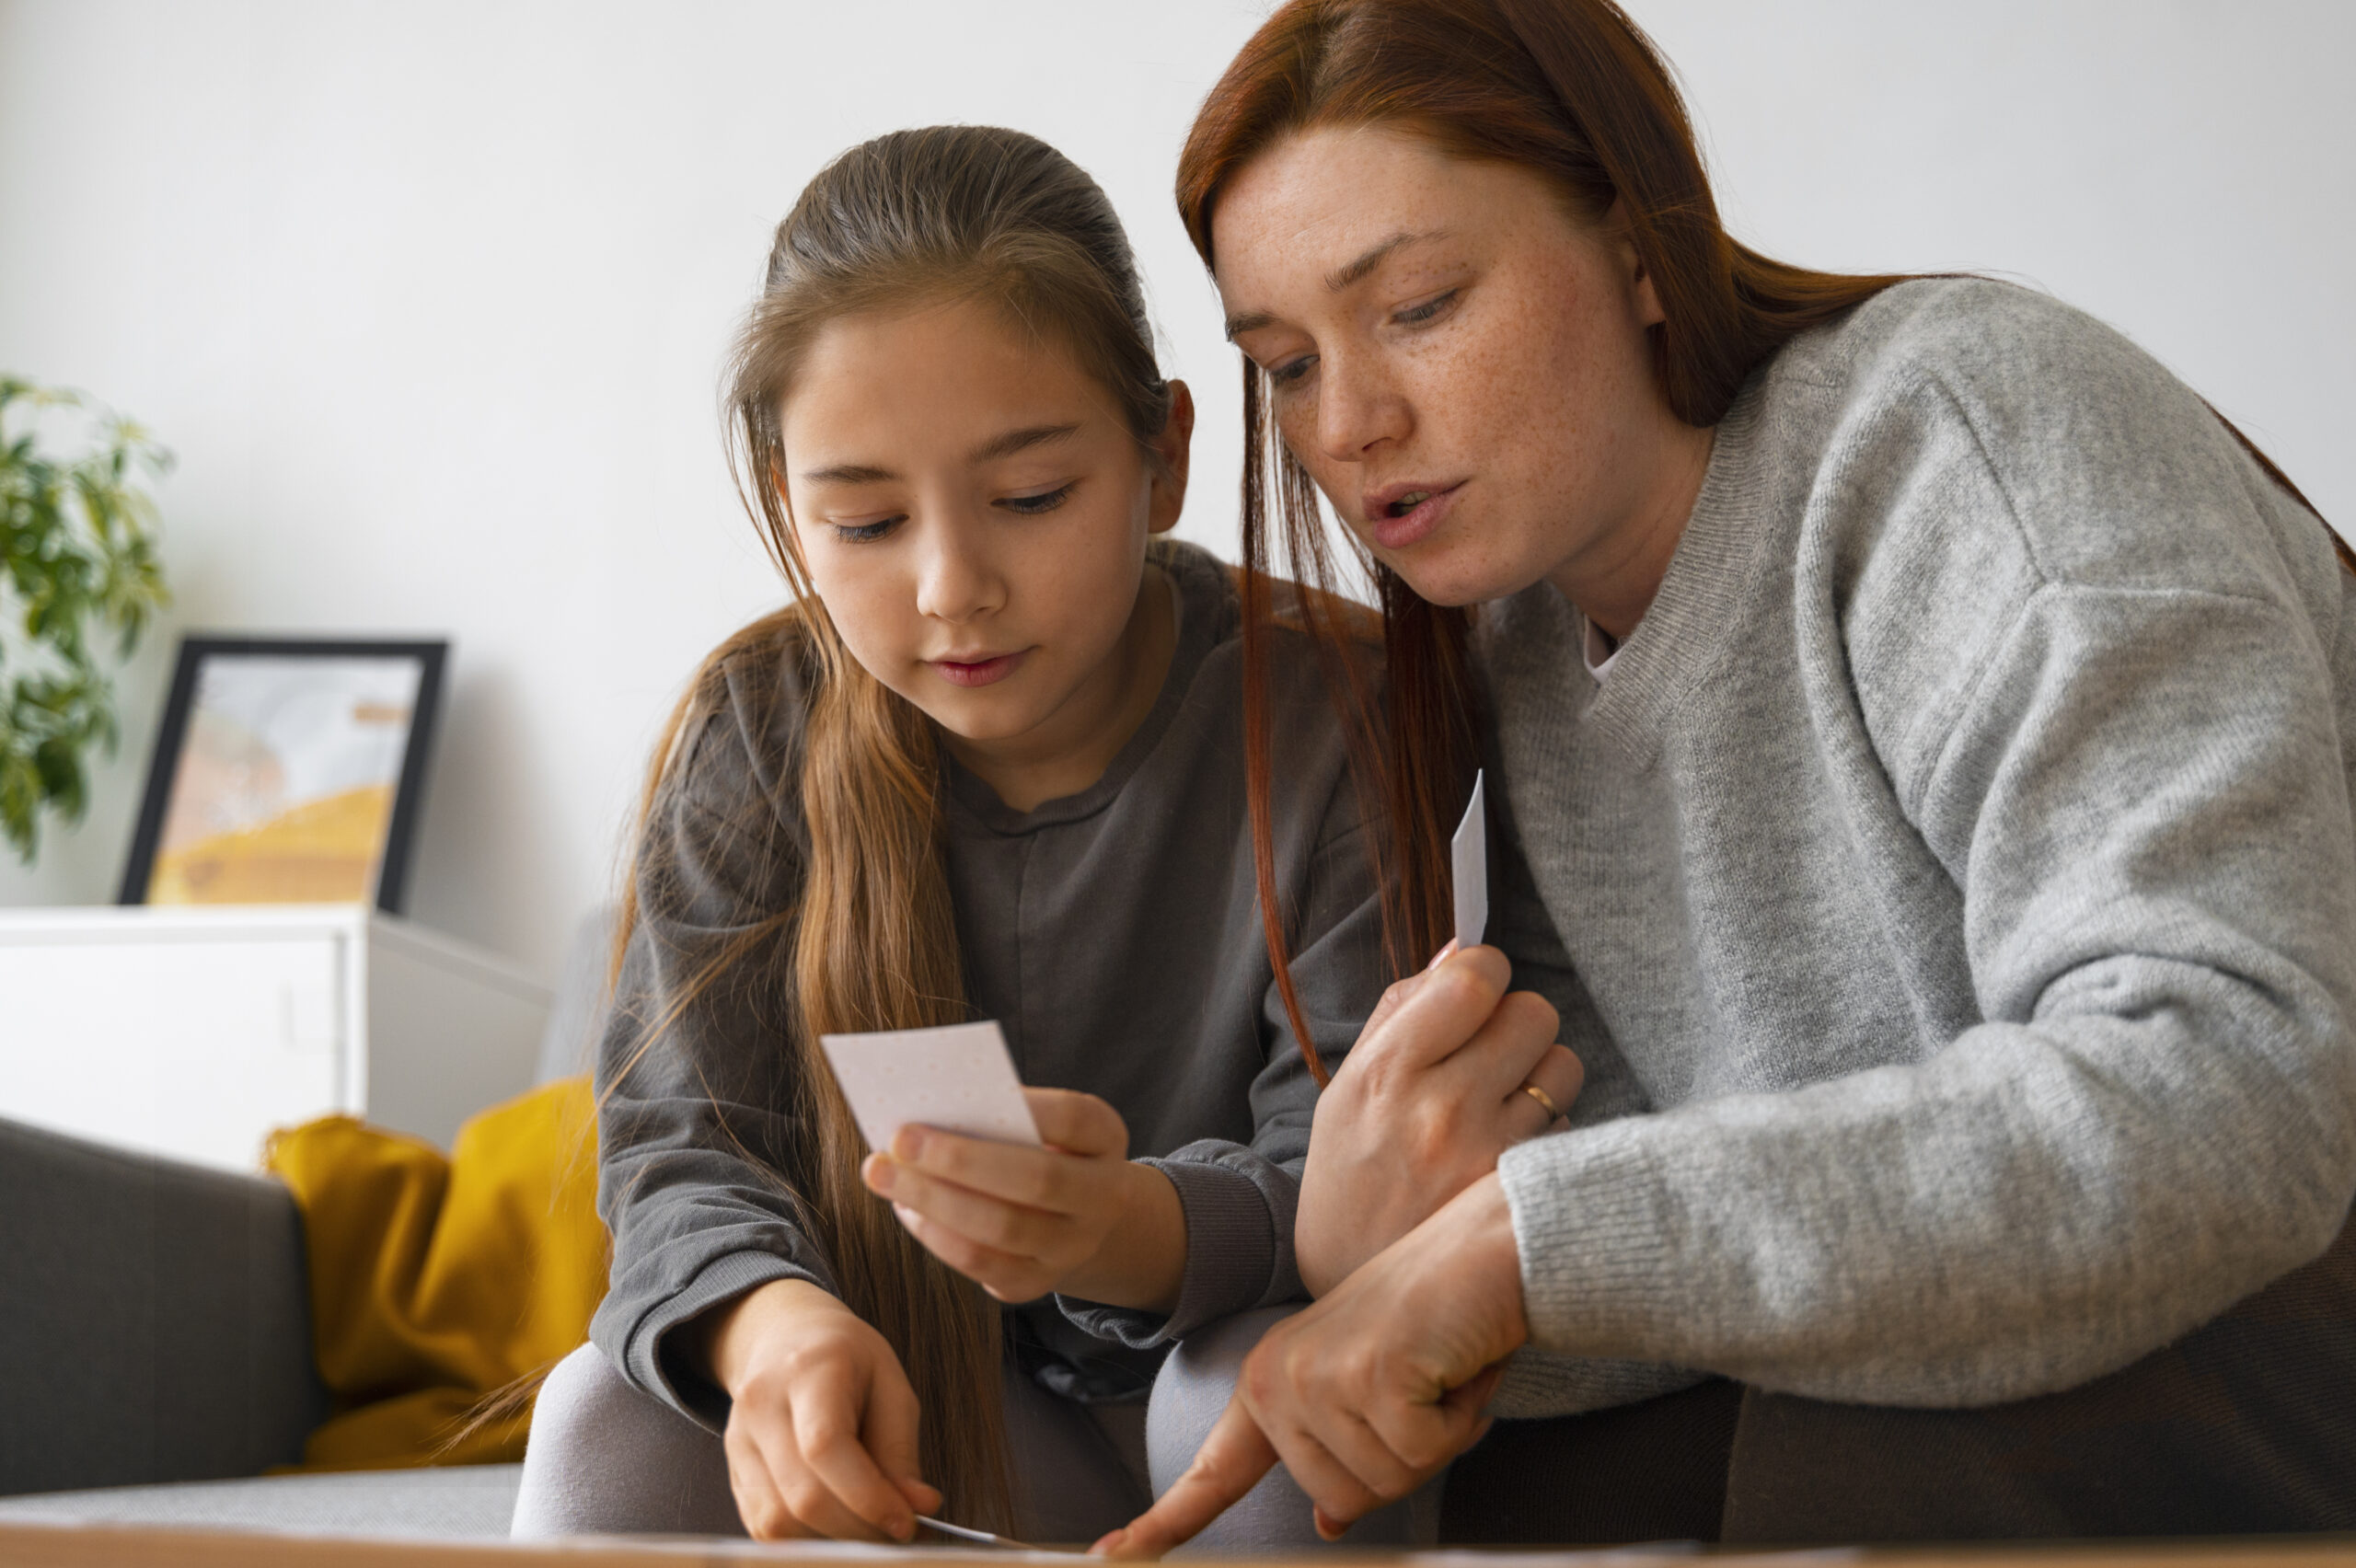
[[118, 635, 449, 914]]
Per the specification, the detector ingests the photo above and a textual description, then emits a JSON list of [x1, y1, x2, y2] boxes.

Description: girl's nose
[[914, 519, 1006, 624]]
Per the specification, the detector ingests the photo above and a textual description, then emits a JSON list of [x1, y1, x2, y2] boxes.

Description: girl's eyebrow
[[968, 422, 1080, 463], [798, 423, 1080, 487], [800, 460, 895, 485]]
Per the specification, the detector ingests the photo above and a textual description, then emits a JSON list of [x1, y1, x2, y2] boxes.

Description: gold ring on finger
[[1520, 1082, 1562, 1118]]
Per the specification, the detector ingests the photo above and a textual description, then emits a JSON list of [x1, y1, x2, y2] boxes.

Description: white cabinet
[[0, 905, 550, 1172]]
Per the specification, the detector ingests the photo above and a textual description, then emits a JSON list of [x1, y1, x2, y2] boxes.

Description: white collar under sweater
[[1581, 615, 1620, 681]]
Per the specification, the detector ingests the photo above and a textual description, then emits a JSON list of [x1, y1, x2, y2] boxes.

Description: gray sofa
[[0, 912, 616, 1541], [0, 1113, 526, 1539]]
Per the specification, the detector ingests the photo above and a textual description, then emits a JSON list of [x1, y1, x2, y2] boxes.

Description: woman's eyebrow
[[1223, 228, 1455, 340], [1324, 228, 1449, 293]]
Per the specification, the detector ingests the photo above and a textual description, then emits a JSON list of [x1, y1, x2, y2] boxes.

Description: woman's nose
[[1313, 350, 1411, 465]]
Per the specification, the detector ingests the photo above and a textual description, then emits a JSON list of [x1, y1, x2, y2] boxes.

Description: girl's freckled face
[[1208, 124, 1672, 608], [778, 297, 1163, 756]]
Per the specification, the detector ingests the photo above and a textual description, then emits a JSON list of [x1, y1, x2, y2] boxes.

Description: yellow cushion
[[263, 1074, 606, 1470]]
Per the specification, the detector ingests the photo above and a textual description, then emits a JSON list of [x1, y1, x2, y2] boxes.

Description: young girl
[[508, 125, 1569, 1546], [1110, 0, 2356, 1551]]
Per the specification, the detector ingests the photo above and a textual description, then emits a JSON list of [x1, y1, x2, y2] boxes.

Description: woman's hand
[[696, 1276, 941, 1542], [1095, 1173, 1530, 1558], [863, 1088, 1187, 1312], [1297, 944, 1577, 1296]]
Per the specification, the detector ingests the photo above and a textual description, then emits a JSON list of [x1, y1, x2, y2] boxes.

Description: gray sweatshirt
[[589, 539, 1384, 1424], [1483, 278, 2356, 1415]]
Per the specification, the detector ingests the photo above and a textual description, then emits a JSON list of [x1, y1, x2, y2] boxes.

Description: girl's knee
[[1144, 1306, 1442, 1551], [528, 1343, 627, 1444], [1145, 1305, 1302, 1495], [513, 1343, 741, 1539]]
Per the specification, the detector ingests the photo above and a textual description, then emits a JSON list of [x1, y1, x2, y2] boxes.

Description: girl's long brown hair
[[1178, 0, 2347, 990], [608, 127, 1178, 1534]]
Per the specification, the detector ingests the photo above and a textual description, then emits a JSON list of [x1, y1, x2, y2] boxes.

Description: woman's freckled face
[[1209, 123, 1679, 610], [778, 296, 1177, 763]]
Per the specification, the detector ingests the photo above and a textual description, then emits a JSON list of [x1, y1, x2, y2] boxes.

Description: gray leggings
[[514, 1305, 1436, 1551], [1146, 1306, 1442, 1553], [511, 1341, 1149, 1544]]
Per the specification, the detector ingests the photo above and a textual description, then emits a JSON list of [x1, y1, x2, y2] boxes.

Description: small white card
[[818, 1020, 1042, 1154], [1452, 769, 1488, 951]]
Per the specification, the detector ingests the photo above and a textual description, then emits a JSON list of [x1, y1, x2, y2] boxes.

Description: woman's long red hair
[[1181, 0, 2346, 1057]]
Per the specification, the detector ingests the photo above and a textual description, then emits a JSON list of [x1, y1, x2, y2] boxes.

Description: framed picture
[[119, 636, 448, 913]]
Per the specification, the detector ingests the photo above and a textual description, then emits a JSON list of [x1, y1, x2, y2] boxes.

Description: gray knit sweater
[[1482, 278, 2356, 1416]]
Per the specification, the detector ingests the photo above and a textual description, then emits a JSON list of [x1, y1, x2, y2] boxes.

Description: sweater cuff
[[623, 1249, 831, 1432], [1486, 1350, 1706, 1420], [1058, 1151, 1295, 1349], [1496, 1124, 1676, 1358]]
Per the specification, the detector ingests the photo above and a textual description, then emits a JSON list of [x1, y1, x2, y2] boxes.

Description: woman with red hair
[[1103, 0, 2356, 1551]]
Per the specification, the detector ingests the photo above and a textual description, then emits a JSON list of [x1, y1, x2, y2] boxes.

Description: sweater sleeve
[[1061, 746, 1388, 1348], [586, 650, 838, 1432], [1497, 398, 2356, 1406], [1485, 778, 1707, 1416]]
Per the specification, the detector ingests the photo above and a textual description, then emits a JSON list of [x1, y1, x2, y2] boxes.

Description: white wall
[[1, 0, 2347, 981]]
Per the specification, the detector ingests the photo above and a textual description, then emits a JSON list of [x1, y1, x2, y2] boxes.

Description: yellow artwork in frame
[[121, 637, 447, 913]]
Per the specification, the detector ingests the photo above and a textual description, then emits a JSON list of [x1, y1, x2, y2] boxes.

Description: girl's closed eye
[[834, 513, 904, 544], [999, 482, 1077, 515]]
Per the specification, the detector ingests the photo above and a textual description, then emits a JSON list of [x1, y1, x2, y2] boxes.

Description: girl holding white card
[[509, 125, 1576, 1548]]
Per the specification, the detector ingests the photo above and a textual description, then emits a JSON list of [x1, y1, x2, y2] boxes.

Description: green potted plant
[[0, 376, 171, 862]]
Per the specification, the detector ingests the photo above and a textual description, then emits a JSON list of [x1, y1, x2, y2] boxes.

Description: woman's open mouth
[[1366, 482, 1463, 551], [931, 651, 1029, 688]]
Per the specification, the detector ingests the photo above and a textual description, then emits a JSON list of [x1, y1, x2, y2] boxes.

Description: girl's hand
[[862, 1088, 1186, 1312], [1296, 944, 1578, 1297], [1095, 1174, 1529, 1559], [696, 1277, 941, 1542]]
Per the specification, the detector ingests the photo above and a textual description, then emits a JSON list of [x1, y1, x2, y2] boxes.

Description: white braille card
[[1453, 768, 1488, 951], [818, 1019, 1042, 1154]]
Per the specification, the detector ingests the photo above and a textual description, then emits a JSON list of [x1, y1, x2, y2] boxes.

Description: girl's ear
[[1147, 380, 1195, 536]]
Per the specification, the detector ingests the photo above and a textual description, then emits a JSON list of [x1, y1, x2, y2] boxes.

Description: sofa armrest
[[0, 1116, 329, 1497]]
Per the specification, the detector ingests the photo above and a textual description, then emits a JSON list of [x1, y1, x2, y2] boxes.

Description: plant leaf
[[0, 375, 169, 862]]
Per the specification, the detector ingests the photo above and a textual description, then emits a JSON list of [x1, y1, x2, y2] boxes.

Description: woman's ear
[[1603, 199, 1669, 330], [1147, 380, 1195, 536]]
